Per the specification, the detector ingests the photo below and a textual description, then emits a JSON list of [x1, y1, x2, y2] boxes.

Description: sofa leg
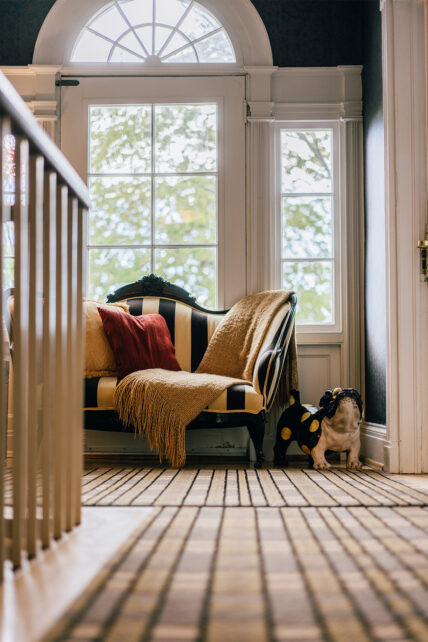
[[247, 414, 265, 468]]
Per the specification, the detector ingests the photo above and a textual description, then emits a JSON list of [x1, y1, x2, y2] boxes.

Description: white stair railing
[[0, 71, 89, 576]]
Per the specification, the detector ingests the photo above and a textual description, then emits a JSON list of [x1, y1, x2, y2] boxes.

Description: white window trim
[[273, 120, 343, 336]]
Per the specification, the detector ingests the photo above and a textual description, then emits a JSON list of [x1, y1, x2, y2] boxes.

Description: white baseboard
[[360, 421, 387, 470]]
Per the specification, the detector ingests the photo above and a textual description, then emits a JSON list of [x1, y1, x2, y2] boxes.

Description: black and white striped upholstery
[[83, 295, 294, 416], [252, 302, 295, 411]]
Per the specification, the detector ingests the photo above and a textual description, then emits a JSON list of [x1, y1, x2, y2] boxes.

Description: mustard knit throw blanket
[[114, 290, 298, 467]]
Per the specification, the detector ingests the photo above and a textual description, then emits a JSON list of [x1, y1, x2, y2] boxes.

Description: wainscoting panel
[[297, 344, 342, 406]]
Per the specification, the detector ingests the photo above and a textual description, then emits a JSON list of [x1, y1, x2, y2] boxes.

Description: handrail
[[0, 71, 90, 207], [0, 74, 88, 576]]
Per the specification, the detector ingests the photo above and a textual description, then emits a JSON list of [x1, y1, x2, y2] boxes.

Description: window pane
[[155, 175, 216, 244], [89, 105, 151, 174], [282, 261, 333, 324], [110, 46, 145, 62], [89, 6, 128, 41], [156, 0, 189, 27], [155, 104, 217, 173], [282, 196, 332, 259], [3, 258, 14, 290], [160, 32, 193, 59], [195, 30, 235, 63], [3, 221, 14, 256], [163, 46, 198, 63], [180, 3, 221, 40], [70, 0, 236, 64], [155, 247, 216, 307], [154, 26, 173, 55], [116, 31, 146, 57], [281, 130, 332, 193], [88, 248, 151, 301], [120, 0, 153, 27], [89, 176, 151, 244], [134, 26, 153, 56], [72, 30, 113, 62]]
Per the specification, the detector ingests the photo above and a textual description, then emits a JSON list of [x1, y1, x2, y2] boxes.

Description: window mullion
[[281, 258, 335, 263]]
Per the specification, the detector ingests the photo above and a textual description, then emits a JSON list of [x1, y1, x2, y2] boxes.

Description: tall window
[[71, 0, 236, 64], [88, 102, 218, 307], [279, 126, 338, 327]]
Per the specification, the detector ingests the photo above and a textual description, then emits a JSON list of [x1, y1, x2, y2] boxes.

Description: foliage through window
[[88, 103, 218, 307], [280, 129, 335, 325], [71, 0, 236, 64]]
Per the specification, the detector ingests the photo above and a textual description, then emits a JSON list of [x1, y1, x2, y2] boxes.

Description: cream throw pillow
[[84, 300, 129, 378]]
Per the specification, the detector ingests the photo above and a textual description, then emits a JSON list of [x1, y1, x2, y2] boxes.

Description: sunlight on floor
[[0, 507, 153, 642]]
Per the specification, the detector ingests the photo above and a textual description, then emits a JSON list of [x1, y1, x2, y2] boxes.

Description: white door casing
[[381, 0, 428, 472]]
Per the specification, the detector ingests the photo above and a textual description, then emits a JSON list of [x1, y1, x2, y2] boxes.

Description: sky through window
[[71, 0, 236, 63]]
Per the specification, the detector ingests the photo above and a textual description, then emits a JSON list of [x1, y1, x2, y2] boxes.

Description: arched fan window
[[71, 0, 236, 63]]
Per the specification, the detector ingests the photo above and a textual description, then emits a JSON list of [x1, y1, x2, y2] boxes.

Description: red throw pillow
[[97, 307, 181, 378]]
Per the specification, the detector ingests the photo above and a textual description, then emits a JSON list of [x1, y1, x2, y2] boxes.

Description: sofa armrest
[[252, 293, 297, 410]]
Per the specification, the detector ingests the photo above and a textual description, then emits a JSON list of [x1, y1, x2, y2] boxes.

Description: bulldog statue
[[273, 387, 363, 470]]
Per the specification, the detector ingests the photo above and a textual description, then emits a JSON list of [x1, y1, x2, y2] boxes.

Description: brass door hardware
[[418, 223, 428, 281]]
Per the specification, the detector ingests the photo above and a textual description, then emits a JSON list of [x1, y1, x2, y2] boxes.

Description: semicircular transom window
[[71, 0, 236, 63]]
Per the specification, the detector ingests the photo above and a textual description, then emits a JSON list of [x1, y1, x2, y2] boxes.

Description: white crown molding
[[26, 101, 57, 120], [0, 64, 61, 76], [26, 100, 57, 111], [247, 117, 275, 123], [274, 101, 362, 122], [247, 101, 274, 119], [244, 66, 278, 75], [273, 65, 363, 77]]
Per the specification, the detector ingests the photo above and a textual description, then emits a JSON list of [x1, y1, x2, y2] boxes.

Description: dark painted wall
[[0, 1, 57, 66], [362, 0, 386, 425], [251, 0, 363, 67], [0, 0, 364, 66]]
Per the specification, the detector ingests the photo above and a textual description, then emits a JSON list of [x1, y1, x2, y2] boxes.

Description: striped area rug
[[82, 465, 428, 507], [46, 503, 428, 641]]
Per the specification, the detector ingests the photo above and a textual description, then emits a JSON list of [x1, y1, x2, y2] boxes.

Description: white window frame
[[59, 75, 247, 309], [86, 99, 221, 306], [273, 120, 343, 336], [70, 0, 237, 65], [33, 0, 273, 69]]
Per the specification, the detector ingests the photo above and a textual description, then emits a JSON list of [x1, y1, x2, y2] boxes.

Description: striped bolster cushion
[[125, 297, 223, 372], [84, 376, 264, 415], [252, 302, 293, 408]]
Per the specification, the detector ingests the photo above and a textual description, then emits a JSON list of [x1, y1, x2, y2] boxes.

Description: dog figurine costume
[[274, 388, 363, 470]]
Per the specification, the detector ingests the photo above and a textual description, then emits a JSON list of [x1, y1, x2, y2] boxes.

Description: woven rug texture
[[42, 466, 428, 642], [80, 465, 428, 507]]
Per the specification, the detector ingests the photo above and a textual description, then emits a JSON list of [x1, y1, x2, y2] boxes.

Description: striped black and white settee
[[84, 275, 297, 467]]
